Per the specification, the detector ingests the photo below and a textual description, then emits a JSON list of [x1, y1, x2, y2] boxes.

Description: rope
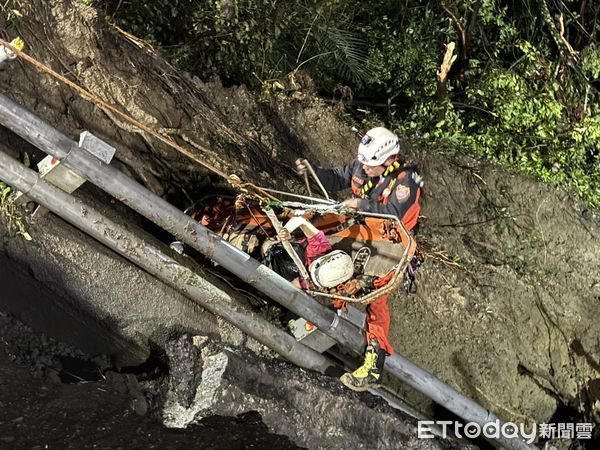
[[301, 159, 330, 201], [263, 208, 311, 281], [238, 196, 272, 238], [0, 38, 277, 202]]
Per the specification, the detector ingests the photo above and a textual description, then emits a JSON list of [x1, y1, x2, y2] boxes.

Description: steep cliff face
[[0, 0, 599, 447]]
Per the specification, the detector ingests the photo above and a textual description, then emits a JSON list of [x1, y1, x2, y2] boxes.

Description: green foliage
[[261, 304, 283, 328], [0, 0, 23, 25], [581, 44, 600, 80], [0, 181, 32, 241], [0, 182, 10, 203], [386, 0, 599, 208], [186, 0, 290, 82], [468, 69, 563, 138], [363, 4, 444, 99], [394, 55, 600, 206], [99, 0, 374, 88], [93, 0, 599, 207]]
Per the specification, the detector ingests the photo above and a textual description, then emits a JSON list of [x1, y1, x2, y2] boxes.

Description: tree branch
[[435, 42, 457, 100], [538, 0, 579, 62], [441, 1, 467, 62]]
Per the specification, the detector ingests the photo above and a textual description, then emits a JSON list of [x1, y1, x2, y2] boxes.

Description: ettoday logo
[[418, 420, 594, 444], [418, 420, 537, 444]]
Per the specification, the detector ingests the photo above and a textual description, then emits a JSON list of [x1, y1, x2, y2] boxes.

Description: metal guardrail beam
[[0, 149, 335, 374], [0, 93, 366, 353]]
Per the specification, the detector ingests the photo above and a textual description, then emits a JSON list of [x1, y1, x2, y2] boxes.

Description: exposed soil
[[0, 310, 456, 450], [0, 0, 599, 448], [0, 313, 302, 449]]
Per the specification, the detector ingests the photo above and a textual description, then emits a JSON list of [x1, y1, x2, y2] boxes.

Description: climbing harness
[[352, 247, 371, 275], [358, 160, 401, 201]]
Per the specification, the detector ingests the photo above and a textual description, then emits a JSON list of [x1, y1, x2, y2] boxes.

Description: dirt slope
[[0, 0, 599, 445]]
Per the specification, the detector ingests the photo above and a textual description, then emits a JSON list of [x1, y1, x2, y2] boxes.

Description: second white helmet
[[309, 250, 354, 289], [357, 127, 399, 166]]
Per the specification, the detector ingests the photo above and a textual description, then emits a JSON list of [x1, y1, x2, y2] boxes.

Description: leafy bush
[[361, 3, 446, 100], [97, 0, 376, 88], [91, 0, 599, 206]]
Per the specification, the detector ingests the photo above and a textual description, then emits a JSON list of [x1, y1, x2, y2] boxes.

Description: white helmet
[[357, 127, 400, 166], [309, 250, 354, 289]]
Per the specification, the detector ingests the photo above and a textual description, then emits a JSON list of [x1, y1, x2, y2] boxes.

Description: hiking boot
[[340, 341, 386, 392], [352, 246, 371, 275]]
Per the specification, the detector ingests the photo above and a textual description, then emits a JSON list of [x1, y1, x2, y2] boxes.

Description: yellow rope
[[0, 38, 277, 202]]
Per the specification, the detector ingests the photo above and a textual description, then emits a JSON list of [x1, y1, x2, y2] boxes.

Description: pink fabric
[[304, 231, 332, 266]]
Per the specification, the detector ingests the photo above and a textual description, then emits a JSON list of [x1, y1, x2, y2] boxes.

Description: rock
[[164, 334, 203, 409], [105, 372, 130, 394], [104, 371, 147, 417], [133, 396, 148, 416], [160, 339, 450, 449]]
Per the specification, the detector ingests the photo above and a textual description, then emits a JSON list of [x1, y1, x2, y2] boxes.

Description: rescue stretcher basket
[[186, 194, 416, 304]]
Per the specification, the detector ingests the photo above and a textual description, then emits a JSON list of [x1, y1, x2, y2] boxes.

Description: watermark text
[[417, 420, 594, 444]]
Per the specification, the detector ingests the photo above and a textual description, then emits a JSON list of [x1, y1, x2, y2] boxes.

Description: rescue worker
[[295, 126, 422, 391]]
